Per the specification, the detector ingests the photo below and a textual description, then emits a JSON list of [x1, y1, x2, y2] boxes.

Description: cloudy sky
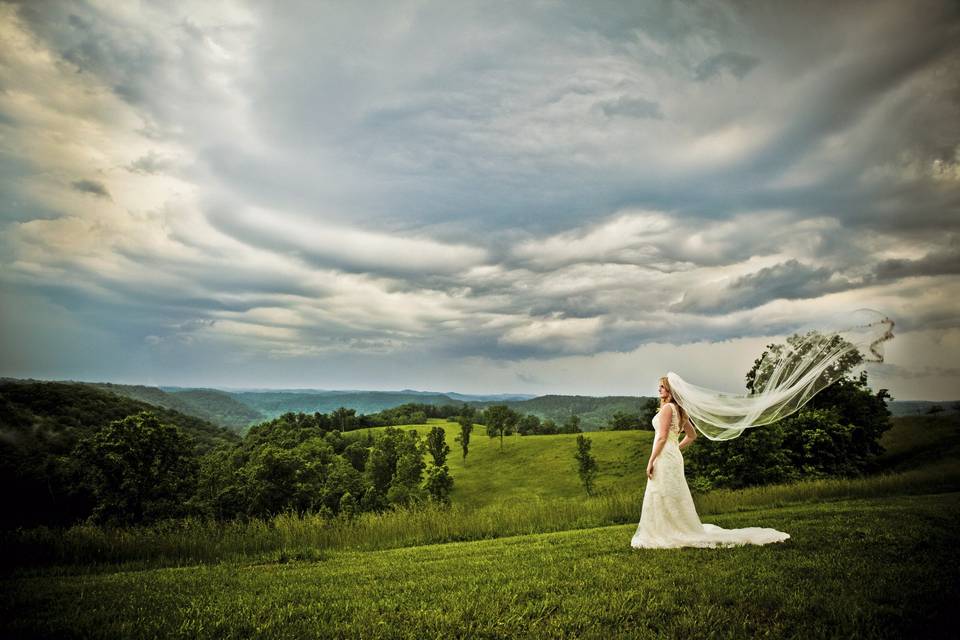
[[1, 0, 958, 400]]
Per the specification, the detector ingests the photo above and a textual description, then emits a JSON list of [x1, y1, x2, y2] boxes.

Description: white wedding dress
[[631, 404, 791, 549]]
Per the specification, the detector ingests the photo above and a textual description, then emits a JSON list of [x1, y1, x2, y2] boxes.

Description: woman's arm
[[678, 415, 698, 452], [646, 404, 672, 479]]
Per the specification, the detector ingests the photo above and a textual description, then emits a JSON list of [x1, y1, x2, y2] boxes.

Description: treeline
[[0, 384, 461, 528], [0, 380, 239, 527]]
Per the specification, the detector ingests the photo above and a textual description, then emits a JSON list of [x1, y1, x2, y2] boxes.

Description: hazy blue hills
[[227, 390, 472, 420], [888, 400, 960, 417], [2, 377, 955, 433]]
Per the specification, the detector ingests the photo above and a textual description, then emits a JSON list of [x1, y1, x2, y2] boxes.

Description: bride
[[630, 376, 791, 549], [630, 310, 893, 548]]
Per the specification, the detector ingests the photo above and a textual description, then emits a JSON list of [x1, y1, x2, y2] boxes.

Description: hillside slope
[[356, 412, 960, 510], [4, 492, 957, 639], [88, 382, 263, 432], [0, 380, 240, 454]]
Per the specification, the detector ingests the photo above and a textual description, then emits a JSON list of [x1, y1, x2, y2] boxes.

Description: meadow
[[2, 413, 958, 638]]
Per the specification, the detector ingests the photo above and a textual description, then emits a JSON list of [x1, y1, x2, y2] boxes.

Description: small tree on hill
[[561, 414, 582, 434], [424, 464, 454, 505], [484, 404, 519, 451], [575, 434, 599, 496], [609, 410, 641, 431], [454, 405, 475, 463], [426, 426, 450, 466], [517, 413, 542, 435]]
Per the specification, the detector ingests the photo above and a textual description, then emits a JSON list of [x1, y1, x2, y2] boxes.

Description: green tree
[[424, 464, 454, 505], [483, 405, 518, 451], [638, 398, 659, 431], [72, 412, 199, 524], [561, 414, 582, 434], [426, 426, 450, 466], [454, 414, 474, 463], [516, 413, 542, 435], [609, 410, 641, 431], [686, 337, 893, 491], [574, 434, 599, 495], [331, 407, 356, 432]]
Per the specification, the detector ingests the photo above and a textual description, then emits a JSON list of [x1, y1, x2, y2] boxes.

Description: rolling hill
[[352, 410, 960, 511], [87, 382, 264, 432]]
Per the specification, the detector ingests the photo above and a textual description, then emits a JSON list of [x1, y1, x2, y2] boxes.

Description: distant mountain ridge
[[2, 377, 953, 433]]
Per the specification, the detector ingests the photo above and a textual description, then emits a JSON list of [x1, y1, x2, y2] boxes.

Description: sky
[[1, 0, 959, 400]]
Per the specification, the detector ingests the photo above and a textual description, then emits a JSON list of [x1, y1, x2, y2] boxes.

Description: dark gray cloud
[[70, 179, 111, 199], [694, 51, 759, 81], [670, 259, 857, 314], [599, 96, 663, 119], [873, 244, 960, 281]]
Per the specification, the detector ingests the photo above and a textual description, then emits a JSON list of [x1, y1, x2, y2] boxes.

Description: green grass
[[361, 412, 960, 509], [355, 419, 655, 507], [3, 413, 958, 638], [3, 493, 958, 639], [7, 413, 959, 571]]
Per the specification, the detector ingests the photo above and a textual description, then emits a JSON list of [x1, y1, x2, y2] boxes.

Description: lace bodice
[[652, 404, 681, 437]]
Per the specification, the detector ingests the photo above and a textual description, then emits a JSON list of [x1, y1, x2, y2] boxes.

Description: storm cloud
[[1, 0, 958, 399]]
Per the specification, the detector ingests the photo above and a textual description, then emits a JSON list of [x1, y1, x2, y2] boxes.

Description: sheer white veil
[[667, 308, 895, 441]]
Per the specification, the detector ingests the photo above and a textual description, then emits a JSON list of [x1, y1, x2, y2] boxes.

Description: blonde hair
[[658, 376, 688, 428]]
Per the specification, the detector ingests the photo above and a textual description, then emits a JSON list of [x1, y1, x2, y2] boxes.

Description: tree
[[561, 414, 582, 434], [540, 418, 559, 435], [483, 405, 519, 451], [927, 404, 945, 414], [454, 414, 473, 463], [331, 407, 356, 432], [72, 412, 199, 524], [638, 398, 659, 431], [517, 413, 542, 435], [609, 410, 641, 431], [387, 431, 427, 507], [424, 464, 454, 505], [686, 337, 893, 491], [426, 426, 450, 466], [574, 435, 599, 496]]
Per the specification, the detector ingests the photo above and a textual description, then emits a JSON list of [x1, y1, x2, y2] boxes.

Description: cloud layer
[[1, 0, 959, 399]]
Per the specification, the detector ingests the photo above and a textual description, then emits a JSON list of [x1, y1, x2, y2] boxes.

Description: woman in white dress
[[631, 376, 791, 549]]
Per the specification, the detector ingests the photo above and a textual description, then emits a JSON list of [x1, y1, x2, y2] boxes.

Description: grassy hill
[[3, 492, 956, 638], [468, 394, 654, 431], [353, 411, 960, 511], [353, 420, 650, 508], [4, 407, 958, 637]]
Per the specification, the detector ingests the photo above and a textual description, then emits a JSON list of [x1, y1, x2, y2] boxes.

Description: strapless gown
[[631, 405, 791, 549]]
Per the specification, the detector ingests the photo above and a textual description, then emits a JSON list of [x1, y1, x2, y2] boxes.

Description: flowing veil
[[668, 308, 895, 441]]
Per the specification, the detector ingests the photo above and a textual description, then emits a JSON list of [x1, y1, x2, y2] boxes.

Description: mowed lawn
[[4, 492, 958, 639]]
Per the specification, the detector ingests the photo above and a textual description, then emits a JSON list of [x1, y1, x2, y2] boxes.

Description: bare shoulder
[[662, 402, 674, 416]]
